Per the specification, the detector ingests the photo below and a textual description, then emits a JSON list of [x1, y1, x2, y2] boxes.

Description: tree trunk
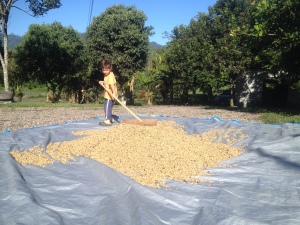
[[207, 86, 213, 103], [3, 32, 8, 91], [129, 76, 134, 105], [182, 84, 189, 103], [147, 95, 152, 105], [170, 80, 174, 104], [0, 11, 9, 92], [230, 82, 235, 107]]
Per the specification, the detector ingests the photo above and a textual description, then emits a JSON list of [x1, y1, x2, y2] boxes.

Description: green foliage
[[0, 0, 62, 92], [208, 0, 253, 106], [14, 22, 86, 102], [166, 25, 194, 102], [13, 84, 23, 96], [4, 0, 298, 109], [85, 4, 154, 86], [147, 50, 172, 102], [8, 50, 28, 92], [25, 0, 62, 16], [165, 12, 220, 102], [249, 0, 300, 81], [6, 34, 162, 51]]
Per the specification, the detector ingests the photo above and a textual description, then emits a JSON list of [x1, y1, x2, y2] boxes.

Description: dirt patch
[[11, 121, 248, 188]]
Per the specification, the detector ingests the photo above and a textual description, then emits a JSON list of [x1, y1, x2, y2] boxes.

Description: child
[[98, 60, 118, 126]]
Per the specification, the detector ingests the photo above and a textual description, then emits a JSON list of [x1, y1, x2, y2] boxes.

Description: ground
[[0, 105, 261, 132]]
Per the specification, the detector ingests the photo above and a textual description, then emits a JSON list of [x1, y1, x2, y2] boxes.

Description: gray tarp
[[1, 115, 300, 225]]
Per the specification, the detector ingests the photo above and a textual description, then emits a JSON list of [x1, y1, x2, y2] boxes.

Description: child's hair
[[100, 60, 112, 69]]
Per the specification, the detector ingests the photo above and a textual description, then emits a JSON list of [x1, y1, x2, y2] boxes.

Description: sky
[[9, 0, 217, 46]]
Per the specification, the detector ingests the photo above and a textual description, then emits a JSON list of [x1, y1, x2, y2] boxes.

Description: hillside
[[4, 34, 22, 50], [150, 41, 164, 50]]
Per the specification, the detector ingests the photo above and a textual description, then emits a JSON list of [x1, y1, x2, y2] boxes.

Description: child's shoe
[[110, 118, 115, 123], [99, 120, 112, 126]]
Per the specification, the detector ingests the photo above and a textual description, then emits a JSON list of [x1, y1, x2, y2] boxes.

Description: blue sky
[[9, 0, 217, 46]]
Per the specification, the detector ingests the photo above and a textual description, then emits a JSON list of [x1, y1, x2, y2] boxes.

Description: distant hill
[[4, 34, 22, 50], [5, 34, 164, 51], [150, 41, 164, 50]]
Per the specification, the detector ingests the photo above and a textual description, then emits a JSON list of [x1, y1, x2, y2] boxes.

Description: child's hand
[[99, 81, 104, 86]]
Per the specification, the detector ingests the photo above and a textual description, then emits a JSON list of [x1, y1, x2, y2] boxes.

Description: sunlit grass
[[258, 109, 300, 124]]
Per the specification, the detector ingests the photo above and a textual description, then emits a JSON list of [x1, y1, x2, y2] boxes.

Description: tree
[[186, 12, 218, 102], [149, 50, 171, 103], [166, 24, 203, 103], [249, 0, 300, 83], [14, 22, 85, 102], [0, 0, 61, 92], [135, 50, 170, 104], [86, 4, 154, 90], [208, 0, 253, 106], [8, 50, 27, 94], [165, 14, 217, 104]]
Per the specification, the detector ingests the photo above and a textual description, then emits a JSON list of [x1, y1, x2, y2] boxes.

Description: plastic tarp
[[1, 115, 300, 225]]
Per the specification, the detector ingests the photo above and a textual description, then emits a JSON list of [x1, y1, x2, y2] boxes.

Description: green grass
[[194, 105, 300, 124], [235, 107, 300, 124], [257, 108, 300, 124]]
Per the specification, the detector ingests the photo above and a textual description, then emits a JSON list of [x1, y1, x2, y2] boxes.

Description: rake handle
[[100, 83, 143, 122]]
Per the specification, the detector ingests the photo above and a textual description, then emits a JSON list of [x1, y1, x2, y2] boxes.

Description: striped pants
[[104, 98, 114, 120]]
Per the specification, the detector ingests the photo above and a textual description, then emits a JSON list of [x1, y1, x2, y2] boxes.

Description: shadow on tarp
[[1, 115, 300, 225]]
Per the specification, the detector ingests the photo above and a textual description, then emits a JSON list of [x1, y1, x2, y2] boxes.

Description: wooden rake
[[100, 83, 157, 126]]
